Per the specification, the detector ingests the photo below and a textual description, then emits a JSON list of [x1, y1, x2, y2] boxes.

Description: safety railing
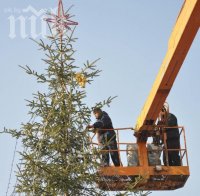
[[162, 126, 189, 166], [89, 126, 189, 167]]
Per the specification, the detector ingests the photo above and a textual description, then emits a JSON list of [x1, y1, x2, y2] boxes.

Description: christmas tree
[[6, 0, 114, 195], [5, 1, 150, 195]]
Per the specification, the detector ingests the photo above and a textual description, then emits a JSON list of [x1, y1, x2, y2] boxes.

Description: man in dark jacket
[[158, 105, 181, 166], [88, 108, 120, 167]]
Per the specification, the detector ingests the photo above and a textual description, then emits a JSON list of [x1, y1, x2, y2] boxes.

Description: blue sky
[[1, 0, 200, 195]]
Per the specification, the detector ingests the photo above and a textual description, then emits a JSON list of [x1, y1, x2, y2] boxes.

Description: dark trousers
[[163, 138, 181, 166], [100, 135, 120, 167]]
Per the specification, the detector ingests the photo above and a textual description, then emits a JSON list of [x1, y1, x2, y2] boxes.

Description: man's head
[[161, 106, 167, 114], [93, 107, 103, 119], [159, 103, 169, 121], [161, 103, 169, 114]]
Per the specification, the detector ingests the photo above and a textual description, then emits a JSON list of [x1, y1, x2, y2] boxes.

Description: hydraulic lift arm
[[135, 0, 200, 132]]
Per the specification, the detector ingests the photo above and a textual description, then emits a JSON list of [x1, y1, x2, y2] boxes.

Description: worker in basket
[[158, 103, 181, 166], [88, 108, 120, 167]]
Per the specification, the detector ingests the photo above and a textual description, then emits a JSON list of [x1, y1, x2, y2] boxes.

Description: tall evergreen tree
[[5, 1, 150, 196], [6, 1, 114, 195]]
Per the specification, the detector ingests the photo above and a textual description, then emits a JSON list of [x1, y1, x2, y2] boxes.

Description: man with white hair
[[158, 104, 181, 166]]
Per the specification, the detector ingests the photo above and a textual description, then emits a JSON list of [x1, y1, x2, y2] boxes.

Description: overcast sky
[[1, 1, 200, 195]]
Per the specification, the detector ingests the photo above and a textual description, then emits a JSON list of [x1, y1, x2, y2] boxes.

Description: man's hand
[[87, 125, 94, 129], [134, 131, 139, 137]]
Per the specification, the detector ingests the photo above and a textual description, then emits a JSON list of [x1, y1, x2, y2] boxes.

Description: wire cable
[[6, 138, 18, 196]]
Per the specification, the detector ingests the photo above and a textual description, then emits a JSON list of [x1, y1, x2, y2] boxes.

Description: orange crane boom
[[135, 0, 200, 132]]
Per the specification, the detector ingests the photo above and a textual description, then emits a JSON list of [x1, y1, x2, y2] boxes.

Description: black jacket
[[93, 111, 116, 140], [166, 113, 180, 139]]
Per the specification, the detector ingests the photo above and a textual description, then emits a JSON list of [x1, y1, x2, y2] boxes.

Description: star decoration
[[45, 0, 78, 36]]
